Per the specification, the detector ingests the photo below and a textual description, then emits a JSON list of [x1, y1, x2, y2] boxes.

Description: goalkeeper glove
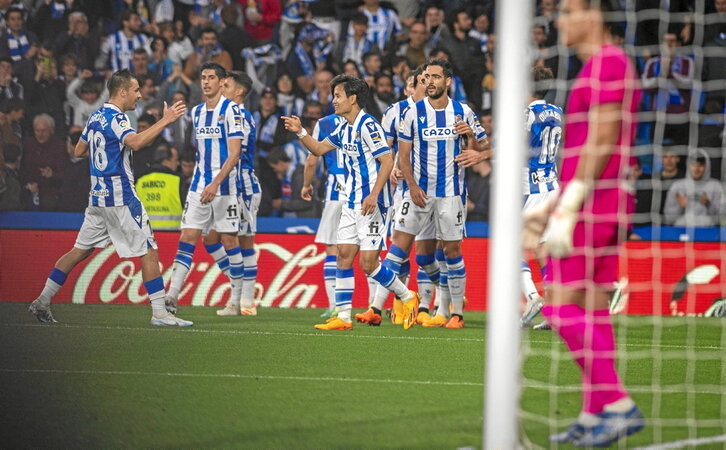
[[545, 179, 590, 257]]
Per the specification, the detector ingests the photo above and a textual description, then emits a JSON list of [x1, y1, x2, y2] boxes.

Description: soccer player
[[165, 62, 244, 315], [362, 64, 440, 325], [29, 69, 192, 326], [522, 0, 644, 445], [281, 75, 419, 331], [205, 70, 262, 316], [367, 59, 488, 330], [301, 113, 345, 318], [519, 66, 563, 329]]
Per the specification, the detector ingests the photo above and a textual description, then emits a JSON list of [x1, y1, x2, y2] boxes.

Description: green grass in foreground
[[0, 303, 724, 448]]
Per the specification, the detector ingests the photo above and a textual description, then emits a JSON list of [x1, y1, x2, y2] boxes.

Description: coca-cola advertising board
[[1, 230, 724, 315]]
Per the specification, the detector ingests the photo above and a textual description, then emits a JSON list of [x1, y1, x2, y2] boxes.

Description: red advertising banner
[[1, 230, 724, 315]]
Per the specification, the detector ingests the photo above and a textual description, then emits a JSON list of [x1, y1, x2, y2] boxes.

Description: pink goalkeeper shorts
[[548, 220, 624, 289]]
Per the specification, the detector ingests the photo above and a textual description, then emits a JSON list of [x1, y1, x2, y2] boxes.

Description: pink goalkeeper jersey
[[560, 44, 641, 222]]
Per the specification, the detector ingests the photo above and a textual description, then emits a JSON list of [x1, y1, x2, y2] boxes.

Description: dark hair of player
[[412, 63, 428, 88], [582, 0, 624, 30], [427, 59, 453, 78], [532, 66, 554, 99], [199, 62, 227, 79], [226, 70, 253, 98], [107, 69, 138, 97], [330, 75, 369, 108]]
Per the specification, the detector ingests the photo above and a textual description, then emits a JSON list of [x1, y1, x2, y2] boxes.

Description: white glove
[[545, 180, 590, 258]]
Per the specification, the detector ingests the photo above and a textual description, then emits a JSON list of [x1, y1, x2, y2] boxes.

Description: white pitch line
[[633, 433, 726, 449], [0, 368, 484, 387], [1, 322, 724, 350]]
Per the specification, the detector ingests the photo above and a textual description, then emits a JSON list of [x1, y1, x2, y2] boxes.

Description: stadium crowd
[[0, 0, 724, 227]]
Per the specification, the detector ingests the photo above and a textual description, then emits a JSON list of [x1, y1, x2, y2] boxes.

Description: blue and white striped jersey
[[101, 31, 151, 72], [324, 110, 391, 209], [525, 100, 562, 195], [399, 97, 487, 197], [81, 103, 138, 207], [237, 103, 260, 198], [347, 6, 401, 50], [313, 115, 345, 202], [381, 96, 413, 154], [190, 96, 244, 196]]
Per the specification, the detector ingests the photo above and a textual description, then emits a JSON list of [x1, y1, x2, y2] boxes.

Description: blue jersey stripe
[[452, 100, 464, 196], [203, 108, 213, 187], [190, 106, 202, 192], [356, 119, 371, 203], [415, 101, 428, 192], [219, 99, 230, 195], [435, 109, 447, 197]]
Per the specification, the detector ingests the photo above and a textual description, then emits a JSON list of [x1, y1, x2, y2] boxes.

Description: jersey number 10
[[538, 126, 562, 164]]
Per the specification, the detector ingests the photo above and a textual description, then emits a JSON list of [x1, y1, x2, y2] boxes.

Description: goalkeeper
[[523, 0, 645, 446]]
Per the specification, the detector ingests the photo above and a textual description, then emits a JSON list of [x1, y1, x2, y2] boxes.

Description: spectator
[[99, 10, 151, 72], [334, 12, 378, 73], [130, 48, 153, 79], [242, 0, 282, 43], [51, 12, 98, 71], [268, 148, 320, 218], [165, 90, 192, 152], [389, 0, 420, 29], [395, 21, 431, 68], [705, 0, 726, 43], [57, 130, 89, 212], [24, 45, 66, 138], [307, 69, 334, 115], [342, 59, 362, 78], [0, 142, 21, 211], [158, 20, 194, 66], [360, 50, 382, 85], [135, 143, 184, 231], [148, 36, 175, 84], [218, 4, 254, 71], [179, 146, 195, 203], [183, 27, 232, 80], [65, 69, 107, 130], [189, 0, 227, 31], [134, 74, 158, 118], [158, 63, 202, 107], [275, 72, 305, 118], [133, 113, 167, 179], [641, 31, 695, 144], [466, 159, 491, 222], [308, 0, 341, 43], [283, 113, 317, 169], [664, 150, 724, 226], [286, 23, 334, 96], [534, 0, 559, 47], [390, 56, 410, 99], [253, 86, 287, 158], [21, 114, 66, 211], [0, 97, 23, 151], [58, 53, 79, 87], [423, 5, 449, 49], [469, 7, 491, 53], [632, 158, 654, 227], [30, 0, 71, 44], [441, 8, 485, 110], [0, 7, 39, 65], [653, 148, 686, 215], [367, 72, 394, 122]]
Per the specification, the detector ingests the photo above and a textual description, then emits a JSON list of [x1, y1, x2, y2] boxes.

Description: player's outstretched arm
[[281, 115, 335, 156], [124, 101, 187, 151], [301, 154, 319, 201]]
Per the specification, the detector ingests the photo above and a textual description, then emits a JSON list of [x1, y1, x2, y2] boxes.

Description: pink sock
[[541, 304, 587, 371], [585, 309, 628, 413]]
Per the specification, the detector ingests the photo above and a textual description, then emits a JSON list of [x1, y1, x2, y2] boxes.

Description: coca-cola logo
[[72, 243, 327, 308]]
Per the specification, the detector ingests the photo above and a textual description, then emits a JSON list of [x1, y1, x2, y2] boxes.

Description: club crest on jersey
[[455, 114, 463, 123], [217, 114, 225, 124]]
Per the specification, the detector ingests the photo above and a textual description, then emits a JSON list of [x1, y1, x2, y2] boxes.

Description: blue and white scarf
[[241, 43, 283, 66], [6, 31, 30, 62], [50, 1, 67, 19], [294, 42, 314, 77]]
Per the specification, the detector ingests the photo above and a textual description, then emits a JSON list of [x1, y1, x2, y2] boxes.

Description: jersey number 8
[[89, 130, 108, 171]]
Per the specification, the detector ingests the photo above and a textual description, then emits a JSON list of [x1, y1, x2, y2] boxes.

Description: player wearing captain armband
[[165, 62, 245, 317], [282, 75, 419, 331], [378, 59, 489, 330], [29, 69, 191, 326], [522, 0, 645, 446], [301, 113, 346, 319]]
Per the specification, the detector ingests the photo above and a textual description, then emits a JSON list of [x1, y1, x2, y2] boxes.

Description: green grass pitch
[[1, 303, 724, 448]]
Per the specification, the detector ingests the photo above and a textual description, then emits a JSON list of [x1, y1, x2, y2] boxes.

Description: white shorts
[[75, 202, 157, 258], [238, 192, 261, 237], [393, 195, 465, 242], [315, 200, 343, 245], [391, 189, 436, 241], [182, 191, 239, 234], [337, 205, 389, 251], [523, 190, 559, 243]]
